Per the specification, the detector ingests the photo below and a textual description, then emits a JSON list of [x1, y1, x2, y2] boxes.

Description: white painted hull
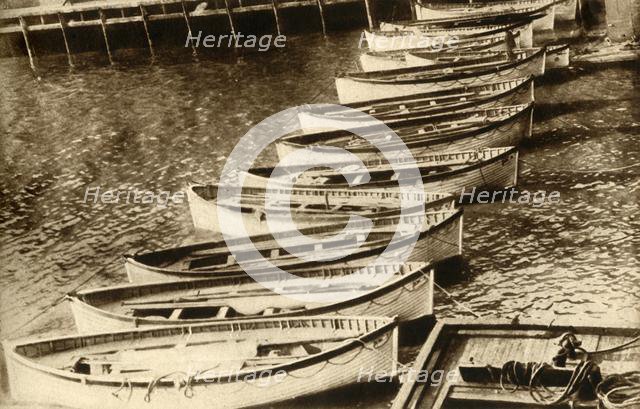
[[294, 106, 533, 162], [69, 269, 436, 334], [246, 149, 519, 197], [188, 184, 454, 235], [5, 317, 397, 409], [365, 23, 533, 51], [125, 209, 463, 283], [358, 36, 520, 72], [336, 51, 544, 104]]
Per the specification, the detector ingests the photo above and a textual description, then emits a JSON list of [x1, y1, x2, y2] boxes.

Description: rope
[[7, 254, 121, 336], [144, 371, 187, 402], [111, 378, 132, 402], [587, 335, 640, 356], [596, 371, 640, 409], [430, 276, 482, 318]]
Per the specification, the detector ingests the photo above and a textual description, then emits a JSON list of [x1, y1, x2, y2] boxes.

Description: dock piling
[[139, 5, 156, 60], [316, 0, 327, 36], [181, 0, 198, 57], [409, 0, 417, 19], [18, 17, 36, 71], [271, 0, 282, 35], [223, 0, 237, 36], [363, 0, 376, 30], [57, 13, 74, 67], [98, 9, 114, 65]]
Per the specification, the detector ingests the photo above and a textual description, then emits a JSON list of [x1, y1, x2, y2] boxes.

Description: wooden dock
[[0, 0, 391, 66]]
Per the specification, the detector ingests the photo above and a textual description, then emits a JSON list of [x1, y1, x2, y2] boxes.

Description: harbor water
[[0, 29, 638, 408]]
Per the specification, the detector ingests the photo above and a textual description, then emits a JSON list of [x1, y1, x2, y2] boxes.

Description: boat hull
[[187, 184, 455, 235], [69, 267, 436, 333], [391, 320, 640, 409], [336, 52, 544, 104], [125, 209, 464, 283], [414, 2, 556, 31], [293, 105, 533, 162], [365, 24, 532, 52], [247, 148, 519, 197], [5, 317, 397, 409]]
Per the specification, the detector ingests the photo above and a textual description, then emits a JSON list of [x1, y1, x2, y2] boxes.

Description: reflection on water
[[0, 30, 639, 408]]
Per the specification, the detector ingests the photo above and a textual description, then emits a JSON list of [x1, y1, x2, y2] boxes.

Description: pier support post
[[139, 5, 156, 60], [181, 0, 198, 57], [223, 0, 237, 36], [363, 0, 376, 30], [409, 0, 416, 20], [316, 0, 327, 36], [272, 0, 282, 35], [18, 17, 36, 71], [98, 9, 114, 65], [57, 13, 74, 67]]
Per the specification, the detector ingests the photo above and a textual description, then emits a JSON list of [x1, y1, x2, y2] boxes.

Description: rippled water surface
[[0, 30, 639, 408]]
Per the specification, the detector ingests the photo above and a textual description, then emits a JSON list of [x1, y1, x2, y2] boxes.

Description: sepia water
[[0, 30, 638, 408]]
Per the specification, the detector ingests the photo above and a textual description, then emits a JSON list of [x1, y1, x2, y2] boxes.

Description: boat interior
[[398, 322, 640, 409]]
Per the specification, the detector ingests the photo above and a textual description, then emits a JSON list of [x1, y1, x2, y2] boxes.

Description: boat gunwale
[[67, 261, 436, 326], [5, 315, 398, 387], [289, 103, 533, 154], [340, 48, 546, 84], [284, 95, 534, 148], [124, 207, 463, 277]]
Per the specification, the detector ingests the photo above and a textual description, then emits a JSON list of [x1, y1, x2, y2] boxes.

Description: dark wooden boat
[[335, 48, 545, 103], [187, 182, 454, 234], [68, 262, 434, 333], [124, 207, 463, 283], [391, 319, 640, 408], [414, 0, 557, 31], [282, 105, 532, 162], [4, 316, 398, 409]]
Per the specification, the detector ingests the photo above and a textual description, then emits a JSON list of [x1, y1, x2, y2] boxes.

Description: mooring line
[[7, 254, 122, 336], [432, 280, 482, 318]]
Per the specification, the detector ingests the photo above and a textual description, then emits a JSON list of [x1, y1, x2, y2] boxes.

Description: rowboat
[[246, 146, 519, 197], [362, 28, 522, 56], [335, 48, 545, 103], [391, 319, 640, 408], [297, 77, 534, 129], [402, 46, 568, 71], [366, 21, 533, 51], [359, 33, 522, 71], [4, 315, 398, 409], [124, 207, 464, 283], [361, 47, 540, 72], [287, 104, 534, 161], [187, 182, 454, 235], [68, 262, 434, 333], [414, 0, 557, 31]]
